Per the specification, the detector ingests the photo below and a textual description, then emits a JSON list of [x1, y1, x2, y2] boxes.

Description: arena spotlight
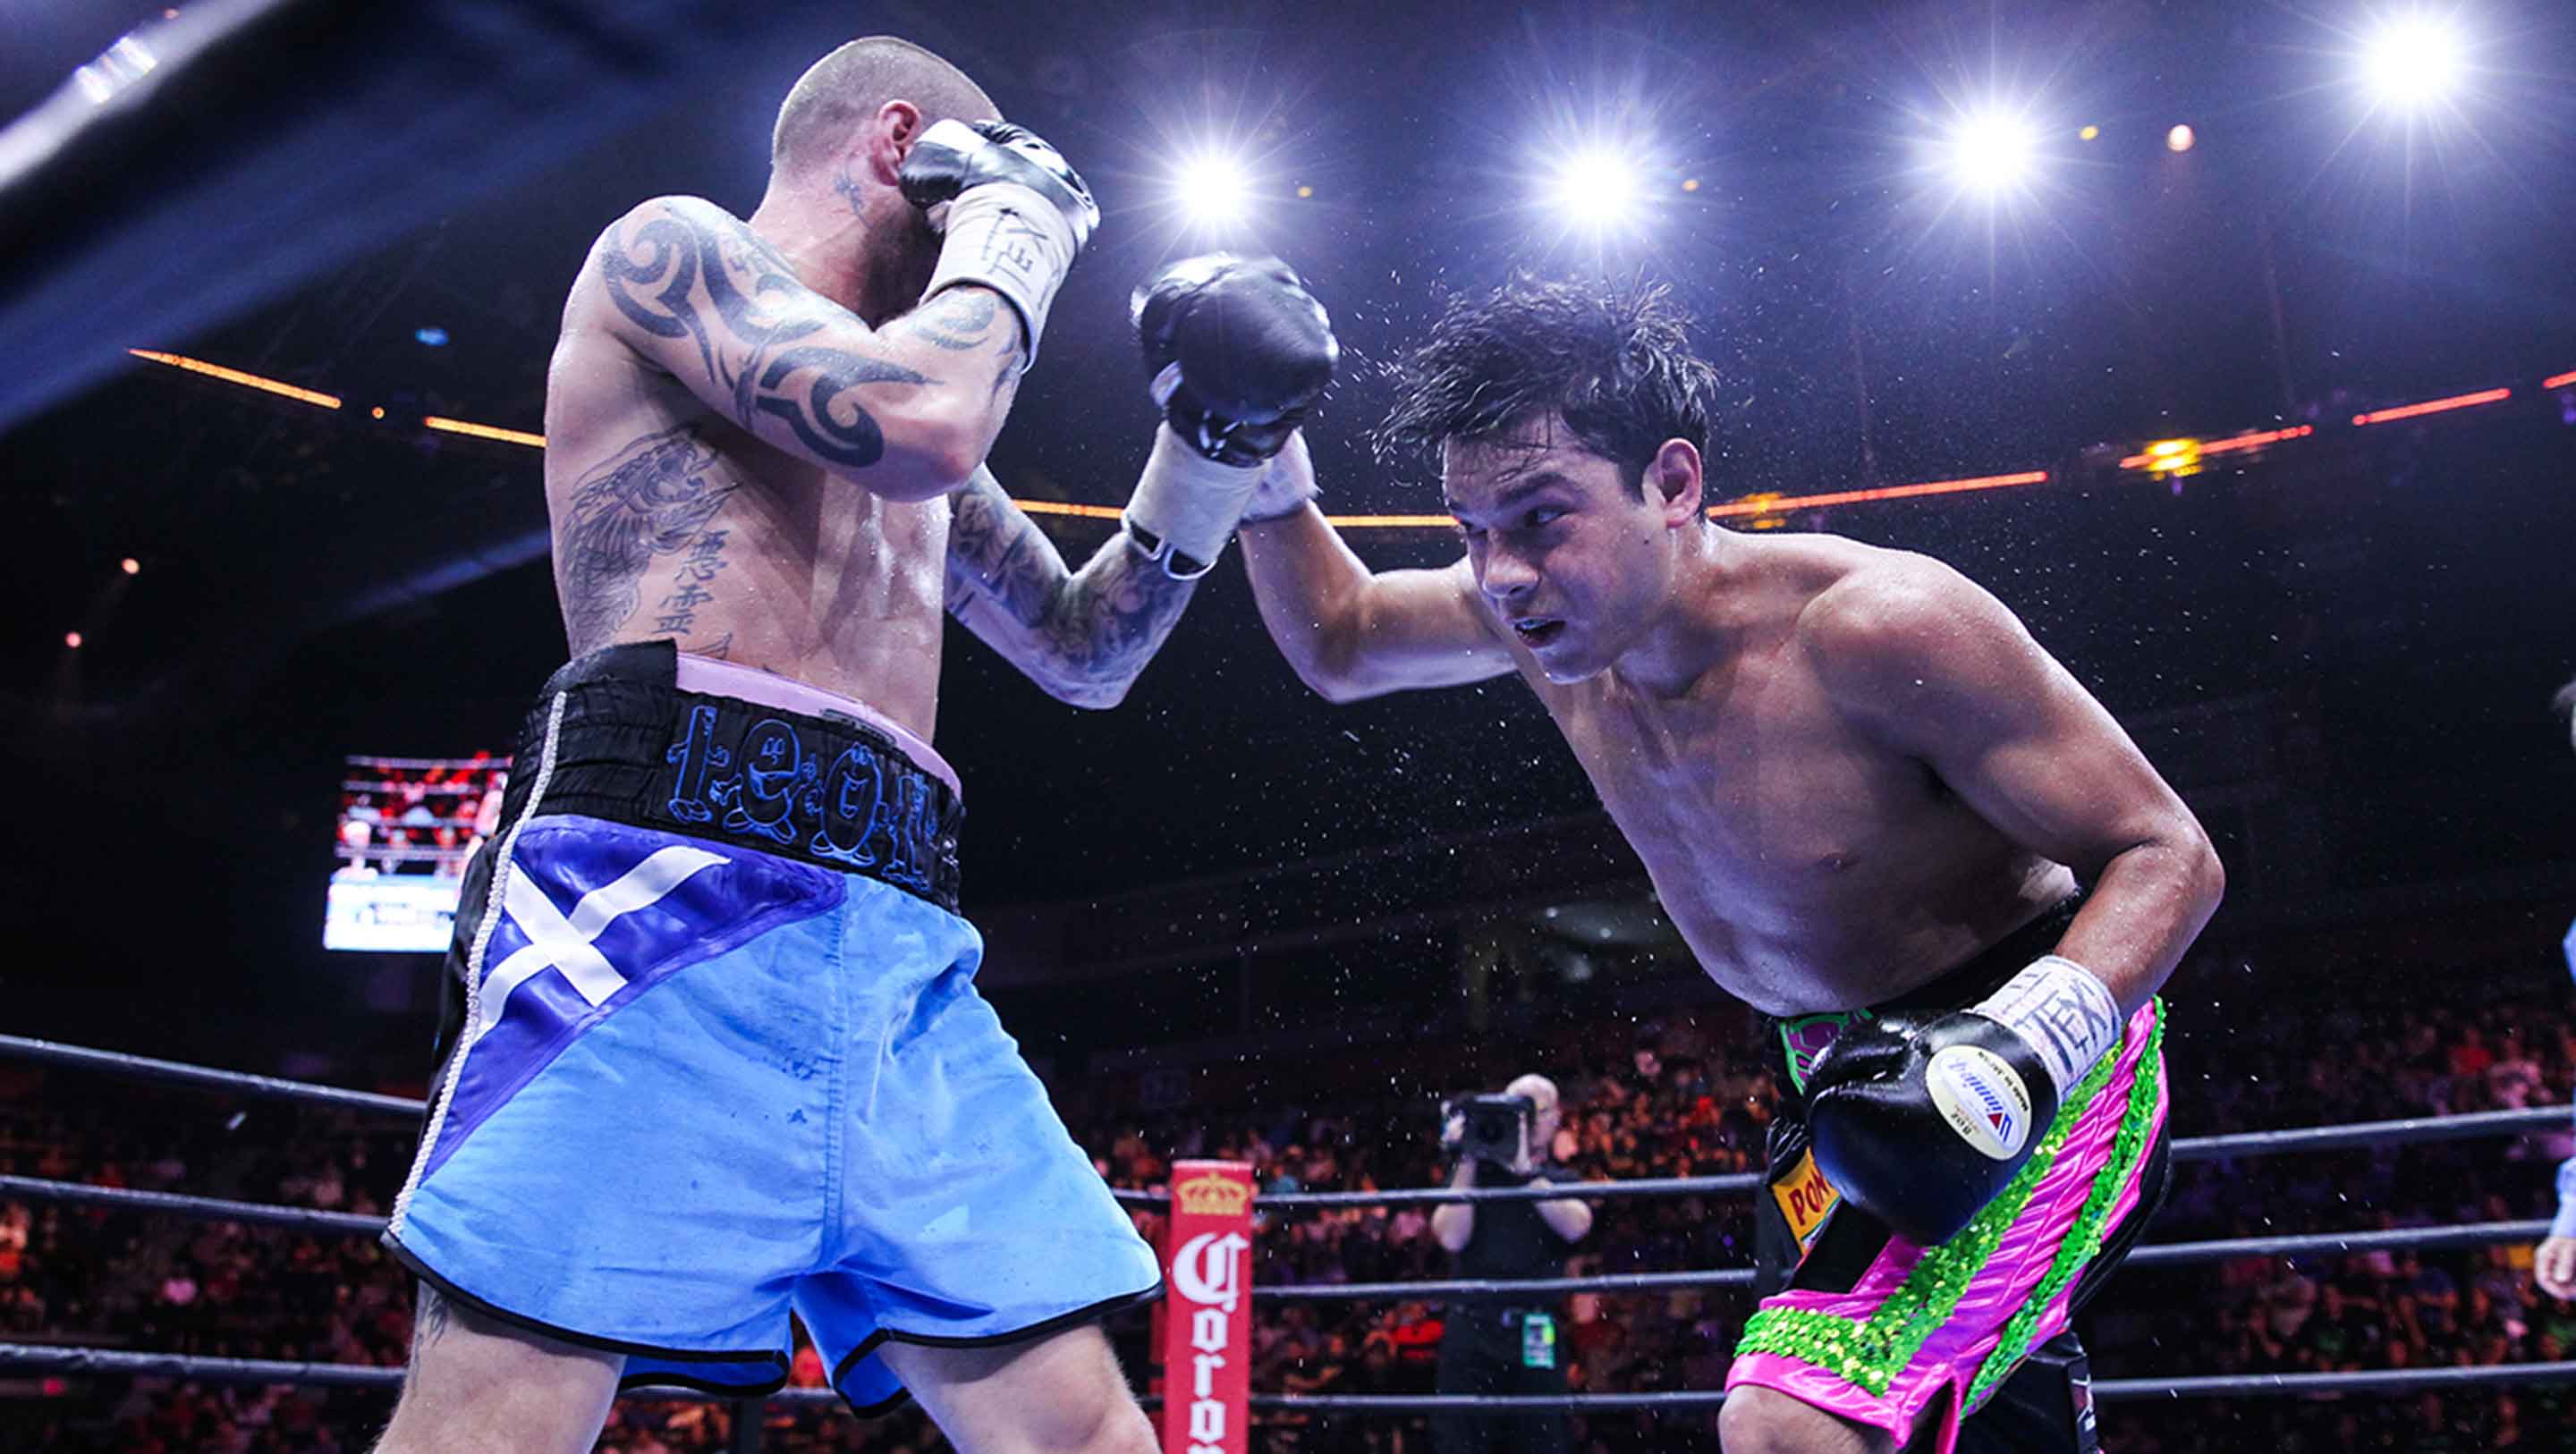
[[120, 557, 140, 575], [1173, 148, 1255, 232], [64, 631, 82, 649], [2362, 12, 2468, 110], [1946, 109, 2041, 194], [1545, 142, 1648, 233]]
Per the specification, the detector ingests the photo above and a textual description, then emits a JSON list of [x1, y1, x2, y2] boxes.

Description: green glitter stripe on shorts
[[1733, 1024, 2131, 1398], [1966, 1004, 2165, 1408]]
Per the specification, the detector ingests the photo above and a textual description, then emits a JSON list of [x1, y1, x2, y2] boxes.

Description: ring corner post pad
[[1158, 1160, 1254, 1454]]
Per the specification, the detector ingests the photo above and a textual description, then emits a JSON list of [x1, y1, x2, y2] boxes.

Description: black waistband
[[1765, 893, 2085, 1095], [496, 641, 963, 915], [1869, 893, 2086, 1016]]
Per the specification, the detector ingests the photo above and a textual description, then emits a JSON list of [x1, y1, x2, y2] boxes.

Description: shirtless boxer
[[374, 38, 1333, 1454], [1236, 279, 2222, 1453]]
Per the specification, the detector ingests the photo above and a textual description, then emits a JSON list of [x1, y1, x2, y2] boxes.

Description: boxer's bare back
[[539, 194, 1111, 743]]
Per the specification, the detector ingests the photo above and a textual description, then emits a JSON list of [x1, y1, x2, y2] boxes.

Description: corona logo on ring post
[[1160, 1161, 1254, 1454]]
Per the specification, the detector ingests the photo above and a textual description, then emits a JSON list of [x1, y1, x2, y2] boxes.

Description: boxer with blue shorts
[[387, 642, 1160, 1413], [370, 30, 1335, 1450]]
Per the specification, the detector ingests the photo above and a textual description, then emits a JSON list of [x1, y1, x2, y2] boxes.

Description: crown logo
[[1174, 1172, 1252, 1218]]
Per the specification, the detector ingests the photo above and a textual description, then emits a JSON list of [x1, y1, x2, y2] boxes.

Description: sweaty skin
[[544, 252, 958, 736], [1517, 534, 2080, 1015], [542, 190, 1210, 731], [1240, 417, 2221, 1018]]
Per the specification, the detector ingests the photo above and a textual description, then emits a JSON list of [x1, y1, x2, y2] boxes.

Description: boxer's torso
[[540, 222, 952, 745], [1516, 534, 2074, 1017]]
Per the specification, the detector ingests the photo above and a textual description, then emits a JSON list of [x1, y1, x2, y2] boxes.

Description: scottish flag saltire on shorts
[[386, 646, 1162, 1414], [413, 822, 846, 1188]]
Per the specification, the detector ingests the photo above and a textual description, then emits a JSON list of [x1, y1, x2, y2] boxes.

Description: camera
[[1441, 1092, 1535, 1169]]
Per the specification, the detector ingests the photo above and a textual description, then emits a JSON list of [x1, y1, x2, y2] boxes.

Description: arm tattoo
[[897, 287, 1024, 398], [596, 201, 933, 467], [557, 425, 735, 654], [896, 289, 1002, 351], [945, 475, 1198, 707], [408, 1284, 453, 1379]]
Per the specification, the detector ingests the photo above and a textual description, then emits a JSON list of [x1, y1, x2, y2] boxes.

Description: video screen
[[323, 753, 510, 952]]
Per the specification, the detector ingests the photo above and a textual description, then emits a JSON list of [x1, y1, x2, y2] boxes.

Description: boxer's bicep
[[1811, 562, 2191, 875], [1241, 512, 1512, 701], [584, 197, 986, 500], [1341, 557, 1519, 694]]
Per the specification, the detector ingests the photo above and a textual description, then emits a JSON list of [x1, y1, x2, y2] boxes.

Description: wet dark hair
[[1377, 276, 1718, 498]]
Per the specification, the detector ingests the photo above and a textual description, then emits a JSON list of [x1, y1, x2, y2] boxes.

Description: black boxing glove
[[901, 119, 1100, 367], [1132, 254, 1337, 468], [1803, 956, 2123, 1247]]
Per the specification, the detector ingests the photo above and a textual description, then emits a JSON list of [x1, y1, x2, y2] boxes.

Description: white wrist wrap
[[1970, 955, 2123, 1095], [920, 182, 1077, 370], [1123, 424, 1263, 571], [1241, 458, 1322, 524]]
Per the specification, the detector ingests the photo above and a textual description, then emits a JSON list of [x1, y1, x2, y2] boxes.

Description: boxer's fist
[[1803, 1010, 2059, 1247], [1134, 255, 1336, 467], [902, 120, 1097, 366], [900, 119, 1098, 251]]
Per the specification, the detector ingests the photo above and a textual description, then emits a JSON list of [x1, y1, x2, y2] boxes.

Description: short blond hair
[[770, 37, 997, 174], [1506, 1073, 1560, 1115]]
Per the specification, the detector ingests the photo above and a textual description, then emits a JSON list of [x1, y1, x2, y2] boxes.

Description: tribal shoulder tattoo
[[594, 199, 934, 469]]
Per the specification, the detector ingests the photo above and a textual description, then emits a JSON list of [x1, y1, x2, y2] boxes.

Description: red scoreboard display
[[324, 753, 509, 952]]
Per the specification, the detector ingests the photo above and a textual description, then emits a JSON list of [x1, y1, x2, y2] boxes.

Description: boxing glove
[[1132, 254, 1336, 467], [1804, 957, 2123, 1247], [1120, 256, 1337, 576], [901, 119, 1099, 365]]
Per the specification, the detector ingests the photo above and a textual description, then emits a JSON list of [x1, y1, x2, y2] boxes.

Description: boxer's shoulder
[[593, 193, 748, 246], [571, 197, 790, 323], [1792, 545, 2002, 685]]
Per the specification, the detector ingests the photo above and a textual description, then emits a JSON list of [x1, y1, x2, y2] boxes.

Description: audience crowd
[[332, 757, 505, 879], [3, 961, 2573, 1452]]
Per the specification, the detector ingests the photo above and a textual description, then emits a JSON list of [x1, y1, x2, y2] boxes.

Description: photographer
[[1429, 1075, 1592, 1454]]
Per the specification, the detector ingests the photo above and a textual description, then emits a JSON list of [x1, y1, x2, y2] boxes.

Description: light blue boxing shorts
[[385, 641, 1161, 1412]]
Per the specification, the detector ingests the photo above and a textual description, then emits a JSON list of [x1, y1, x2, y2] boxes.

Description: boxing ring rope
[[4, 1032, 2573, 1433], [0, 1165, 2552, 1296], [0, 1175, 385, 1237], [0, 1033, 424, 1116], [7, 1020, 2554, 1194], [4, 1341, 2574, 1409], [1109, 1103, 2576, 1211]]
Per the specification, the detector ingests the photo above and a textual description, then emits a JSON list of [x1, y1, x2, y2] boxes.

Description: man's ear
[[864, 99, 927, 186], [1649, 438, 1705, 528]]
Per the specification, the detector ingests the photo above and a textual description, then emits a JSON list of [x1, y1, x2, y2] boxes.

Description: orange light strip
[[2118, 425, 2314, 470], [129, 342, 2543, 530], [1322, 512, 1463, 528], [128, 349, 340, 410], [423, 416, 546, 448], [2542, 369, 2576, 391], [2351, 388, 2511, 427], [1708, 470, 2049, 518], [1014, 499, 1125, 520]]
